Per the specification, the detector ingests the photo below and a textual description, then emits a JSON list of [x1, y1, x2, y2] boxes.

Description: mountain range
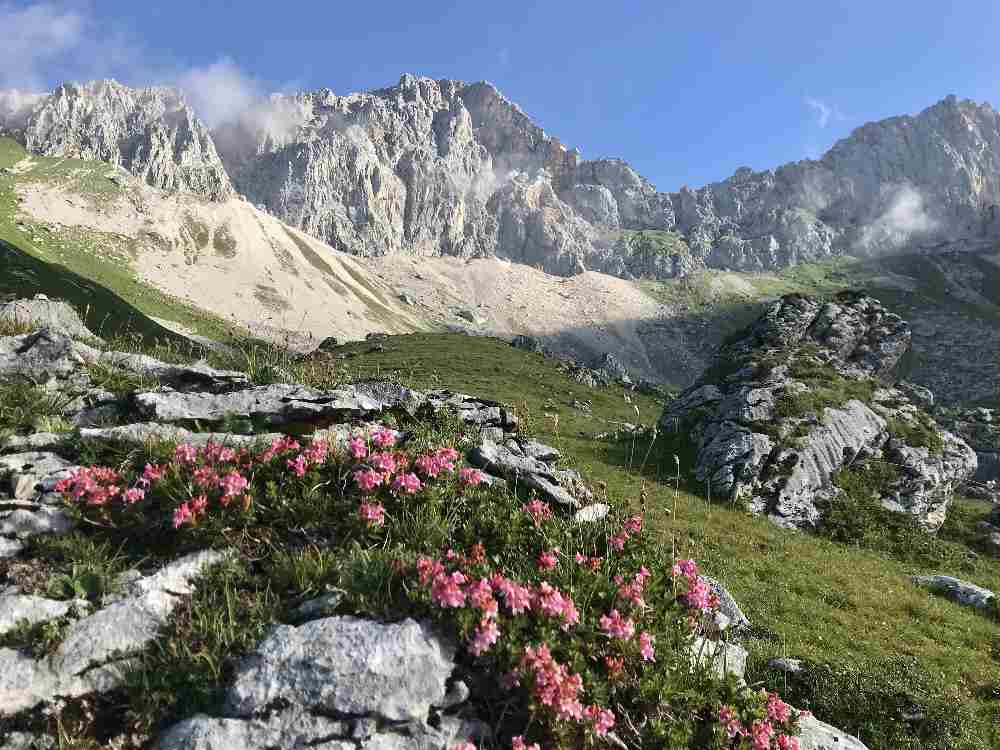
[[4, 76, 1000, 278]]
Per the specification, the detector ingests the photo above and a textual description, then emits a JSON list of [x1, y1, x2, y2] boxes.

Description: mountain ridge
[[7, 76, 999, 280]]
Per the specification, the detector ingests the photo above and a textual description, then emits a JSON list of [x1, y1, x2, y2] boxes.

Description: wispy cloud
[[0, 3, 85, 89], [805, 96, 844, 128]]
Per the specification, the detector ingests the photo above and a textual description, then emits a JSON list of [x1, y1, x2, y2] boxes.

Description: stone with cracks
[[79, 423, 284, 449], [798, 714, 870, 749], [701, 576, 751, 635], [911, 575, 996, 612], [0, 298, 99, 342], [467, 438, 589, 508], [226, 616, 454, 722], [0, 595, 89, 636], [154, 709, 481, 750], [0, 549, 227, 716], [660, 294, 976, 530]]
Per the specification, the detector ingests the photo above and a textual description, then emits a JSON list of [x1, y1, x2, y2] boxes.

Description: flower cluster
[[609, 514, 643, 550], [672, 558, 719, 615], [57, 424, 490, 535], [717, 692, 801, 749], [55, 466, 124, 506]]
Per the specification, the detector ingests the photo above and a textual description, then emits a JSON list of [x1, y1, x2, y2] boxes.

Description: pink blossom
[[777, 736, 800, 750], [286, 454, 308, 477], [458, 467, 482, 489], [766, 692, 792, 724], [172, 502, 193, 529], [140, 463, 165, 486], [750, 720, 775, 750], [638, 631, 656, 662], [510, 738, 540, 750], [219, 471, 249, 498], [519, 644, 584, 721], [190, 494, 208, 515], [391, 472, 422, 495], [522, 498, 553, 526], [466, 579, 499, 617], [354, 468, 383, 493], [371, 427, 397, 449], [718, 706, 745, 739], [533, 583, 579, 629], [672, 558, 699, 579], [604, 655, 625, 678], [537, 549, 559, 571], [124, 487, 145, 504], [348, 437, 368, 460], [584, 705, 616, 736], [369, 451, 398, 475], [192, 466, 218, 488], [414, 454, 443, 477], [624, 514, 643, 535], [173, 444, 198, 465], [431, 571, 468, 608], [358, 502, 386, 527], [468, 616, 500, 656], [452, 744, 476, 750], [416, 556, 445, 585], [609, 533, 627, 551], [492, 575, 532, 615], [599, 609, 635, 641], [302, 439, 329, 465]]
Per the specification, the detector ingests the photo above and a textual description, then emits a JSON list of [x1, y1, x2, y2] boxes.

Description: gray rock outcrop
[[911, 575, 996, 612], [0, 297, 99, 342], [0, 549, 227, 716], [154, 617, 479, 750], [660, 293, 976, 530], [14, 80, 232, 200]]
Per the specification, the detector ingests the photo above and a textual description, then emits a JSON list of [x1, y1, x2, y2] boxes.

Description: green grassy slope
[[0, 137, 243, 342], [315, 332, 1000, 749]]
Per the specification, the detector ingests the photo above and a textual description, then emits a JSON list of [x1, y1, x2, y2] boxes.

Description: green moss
[[886, 415, 945, 454]]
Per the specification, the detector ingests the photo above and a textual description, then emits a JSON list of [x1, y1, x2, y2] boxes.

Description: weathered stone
[[19, 80, 233, 200], [0, 732, 55, 750], [660, 294, 975, 530], [0, 506, 75, 539], [573, 503, 610, 523], [0, 298, 98, 342], [79, 423, 284, 449], [702, 577, 751, 634], [0, 452, 75, 501], [0, 329, 99, 382], [767, 657, 805, 675], [0, 549, 227, 716], [0, 595, 88, 636], [911, 575, 996, 611], [797, 714, 870, 750], [690, 637, 747, 683], [226, 617, 454, 722], [468, 438, 588, 508]]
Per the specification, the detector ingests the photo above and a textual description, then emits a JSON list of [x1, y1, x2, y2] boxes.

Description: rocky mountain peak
[[6, 78, 233, 201]]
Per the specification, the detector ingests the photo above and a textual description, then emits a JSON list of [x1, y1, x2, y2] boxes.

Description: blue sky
[[3, 1, 999, 189]]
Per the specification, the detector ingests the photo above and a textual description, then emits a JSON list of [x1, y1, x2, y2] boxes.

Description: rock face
[[0, 297, 100, 342], [212, 74, 673, 278], [6, 77, 1000, 279], [10, 80, 232, 200], [660, 293, 977, 530], [155, 617, 479, 750], [0, 550, 227, 716]]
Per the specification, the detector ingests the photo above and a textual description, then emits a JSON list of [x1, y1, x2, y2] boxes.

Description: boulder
[[911, 575, 996, 612], [660, 294, 976, 530], [0, 549, 227, 716], [0, 298, 99, 342], [226, 617, 454, 721], [797, 714, 870, 750]]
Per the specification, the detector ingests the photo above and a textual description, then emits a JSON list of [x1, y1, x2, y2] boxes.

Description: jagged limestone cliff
[[4, 77, 1000, 279]]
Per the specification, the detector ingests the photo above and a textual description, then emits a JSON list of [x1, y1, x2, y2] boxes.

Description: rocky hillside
[[2, 80, 232, 201], [7, 77, 1000, 278], [661, 292, 977, 530]]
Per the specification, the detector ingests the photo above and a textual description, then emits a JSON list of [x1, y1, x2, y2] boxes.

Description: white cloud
[[174, 58, 261, 128], [0, 3, 85, 89], [805, 96, 844, 128], [855, 183, 939, 252]]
